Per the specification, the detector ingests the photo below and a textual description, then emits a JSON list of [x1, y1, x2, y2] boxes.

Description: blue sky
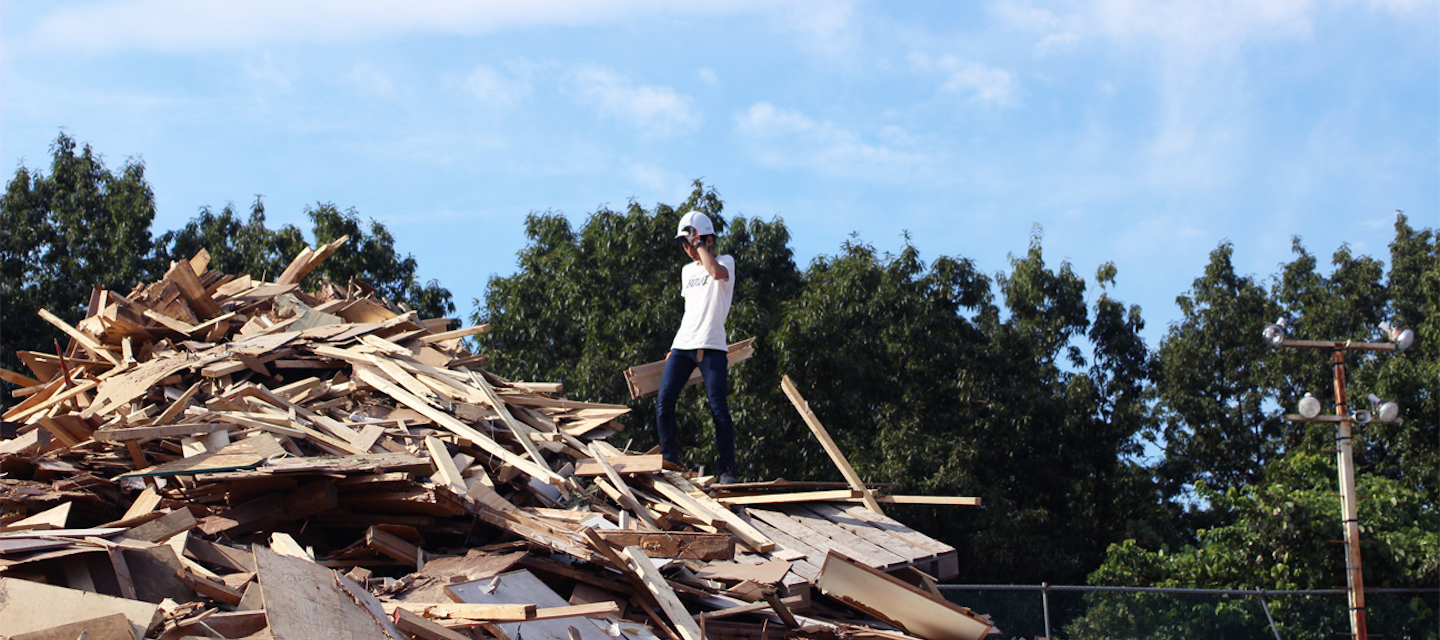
[[3, 1, 1436, 348]]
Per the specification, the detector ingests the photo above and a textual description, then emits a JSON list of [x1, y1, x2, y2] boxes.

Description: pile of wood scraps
[[1, 242, 995, 640]]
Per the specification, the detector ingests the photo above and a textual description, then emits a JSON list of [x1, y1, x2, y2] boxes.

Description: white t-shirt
[[671, 255, 736, 351]]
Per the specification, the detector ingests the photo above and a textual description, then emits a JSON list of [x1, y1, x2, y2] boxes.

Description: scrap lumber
[[0, 242, 998, 640], [623, 337, 755, 399], [781, 374, 885, 514]]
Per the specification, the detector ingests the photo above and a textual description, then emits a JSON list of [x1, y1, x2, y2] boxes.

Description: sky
[[3, 0, 1436, 349]]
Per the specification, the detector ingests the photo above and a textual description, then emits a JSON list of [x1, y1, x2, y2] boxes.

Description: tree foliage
[[1, 132, 160, 386]]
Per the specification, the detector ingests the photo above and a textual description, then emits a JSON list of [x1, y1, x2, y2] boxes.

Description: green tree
[[1, 132, 160, 400], [155, 197, 306, 281]]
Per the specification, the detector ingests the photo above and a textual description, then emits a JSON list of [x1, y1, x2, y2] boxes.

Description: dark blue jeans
[[655, 348, 736, 474]]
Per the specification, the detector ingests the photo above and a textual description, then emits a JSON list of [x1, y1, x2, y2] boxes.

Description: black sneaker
[[718, 470, 739, 485]]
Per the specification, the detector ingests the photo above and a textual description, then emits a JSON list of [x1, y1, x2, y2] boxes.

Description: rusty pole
[[1331, 347, 1368, 640]]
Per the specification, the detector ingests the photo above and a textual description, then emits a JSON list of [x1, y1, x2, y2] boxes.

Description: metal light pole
[[1268, 322, 1412, 640]]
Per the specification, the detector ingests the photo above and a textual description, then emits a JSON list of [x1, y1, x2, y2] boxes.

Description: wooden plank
[[254, 544, 403, 640], [426, 435, 468, 496], [816, 551, 992, 640], [716, 489, 860, 506], [153, 381, 204, 425], [416, 323, 491, 344], [593, 530, 734, 561], [37, 308, 121, 365], [780, 375, 883, 514], [366, 525, 426, 569], [185, 537, 256, 573], [3, 501, 72, 531], [572, 453, 665, 477], [624, 338, 755, 399], [0, 576, 161, 638], [95, 422, 236, 442], [866, 494, 982, 506], [9, 612, 136, 640], [621, 545, 704, 640], [124, 508, 198, 543], [385, 602, 535, 621], [836, 504, 958, 579]]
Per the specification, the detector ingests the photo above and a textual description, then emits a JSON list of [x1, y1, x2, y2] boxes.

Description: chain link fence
[[939, 584, 1439, 640]]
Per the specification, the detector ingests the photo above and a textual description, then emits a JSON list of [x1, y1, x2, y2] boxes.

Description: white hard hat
[[676, 211, 715, 238]]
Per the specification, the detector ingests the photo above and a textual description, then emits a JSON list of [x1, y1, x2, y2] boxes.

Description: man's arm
[[696, 242, 729, 280]]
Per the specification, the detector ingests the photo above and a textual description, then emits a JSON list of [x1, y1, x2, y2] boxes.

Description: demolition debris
[[0, 240, 992, 640]]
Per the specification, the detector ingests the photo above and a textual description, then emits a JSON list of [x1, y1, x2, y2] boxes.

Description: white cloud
[[911, 53, 1019, 106], [697, 68, 720, 86], [14, 0, 781, 54], [467, 65, 529, 108], [564, 65, 699, 137], [734, 102, 935, 180]]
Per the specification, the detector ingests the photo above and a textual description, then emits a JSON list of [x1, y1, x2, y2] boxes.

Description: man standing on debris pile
[[657, 210, 740, 485]]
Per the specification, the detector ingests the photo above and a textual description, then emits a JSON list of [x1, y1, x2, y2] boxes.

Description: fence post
[[1256, 587, 1283, 640], [1042, 582, 1052, 639]]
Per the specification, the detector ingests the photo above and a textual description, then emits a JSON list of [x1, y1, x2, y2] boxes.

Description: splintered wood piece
[[816, 551, 992, 640], [37, 308, 122, 365], [0, 365, 41, 388], [623, 337, 755, 399], [121, 486, 163, 521], [781, 375, 884, 514], [254, 545, 403, 640], [620, 545, 704, 640]]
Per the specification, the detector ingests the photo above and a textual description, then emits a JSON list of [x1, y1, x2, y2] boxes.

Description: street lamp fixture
[[1263, 317, 1291, 347], [1379, 322, 1414, 351]]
